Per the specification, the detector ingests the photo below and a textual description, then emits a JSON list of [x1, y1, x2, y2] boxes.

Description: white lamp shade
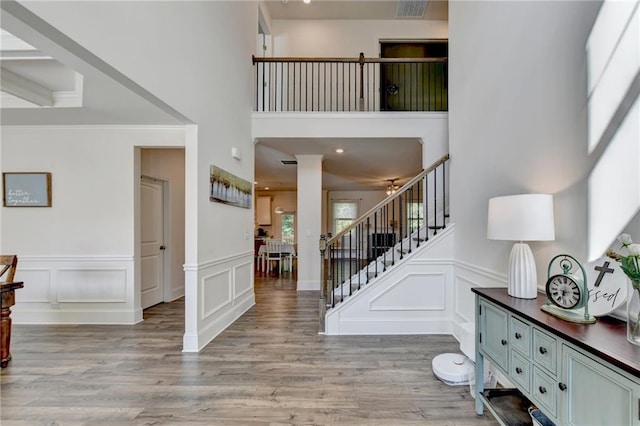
[[487, 194, 555, 241]]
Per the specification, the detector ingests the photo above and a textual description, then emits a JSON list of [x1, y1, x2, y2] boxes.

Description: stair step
[[412, 237, 426, 242], [397, 248, 410, 255], [427, 225, 446, 230]]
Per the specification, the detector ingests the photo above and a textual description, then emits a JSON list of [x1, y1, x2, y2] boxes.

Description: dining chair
[[265, 239, 285, 274]]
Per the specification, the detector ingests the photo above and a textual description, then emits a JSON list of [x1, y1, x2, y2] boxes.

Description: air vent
[[281, 160, 297, 165], [396, 0, 426, 18]]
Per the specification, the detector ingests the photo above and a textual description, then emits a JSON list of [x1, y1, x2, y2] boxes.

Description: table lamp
[[487, 194, 555, 299]]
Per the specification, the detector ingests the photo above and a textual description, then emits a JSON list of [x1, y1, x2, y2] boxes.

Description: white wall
[[1, 125, 185, 323], [141, 148, 186, 301], [271, 19, 448, 57], [253, 113, 448, 168], [449, 1, 602, 300], [16, 1, 259, 350]]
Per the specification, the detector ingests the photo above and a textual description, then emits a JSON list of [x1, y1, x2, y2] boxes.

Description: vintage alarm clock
[[541, 254, 596, 324]]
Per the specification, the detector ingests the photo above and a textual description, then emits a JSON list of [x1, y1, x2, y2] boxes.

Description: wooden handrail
[[252, 54, 447, 64]]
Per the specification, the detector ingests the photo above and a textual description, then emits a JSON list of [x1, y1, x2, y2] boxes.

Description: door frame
[[140, 174, 171, 306]]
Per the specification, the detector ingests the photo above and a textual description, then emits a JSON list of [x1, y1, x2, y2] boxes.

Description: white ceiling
[[255, 137, 423, 191], [1, 1, 445, 192], [262, 0, 448, 21]]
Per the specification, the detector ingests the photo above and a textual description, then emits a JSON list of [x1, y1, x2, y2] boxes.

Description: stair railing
[[253, 53, 448, 112], [319, 154, 450, 331]]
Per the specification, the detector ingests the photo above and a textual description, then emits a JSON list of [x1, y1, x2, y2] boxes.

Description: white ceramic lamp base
[[508, 242, 538, 299]]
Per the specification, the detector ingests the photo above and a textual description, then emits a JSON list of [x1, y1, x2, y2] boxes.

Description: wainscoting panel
[[369, 272, 446, 311], [233, 260, 253, 300], [451, 260, 506, 350], [11, 256, 138, 324], [57, 268, 128, 302], [183, 251, 255, 352], [201, 269, 232, 320], [14, 268, 51, 303]]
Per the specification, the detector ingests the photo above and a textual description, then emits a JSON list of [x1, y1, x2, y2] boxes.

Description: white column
[[295, 155, 323, 291]]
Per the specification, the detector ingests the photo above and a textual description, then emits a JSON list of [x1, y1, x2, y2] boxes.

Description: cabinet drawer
[[532, 366, 557, 417], [510, 316, 530, 356], [533, 328, 557, 374], [510, 350, 531, 392]]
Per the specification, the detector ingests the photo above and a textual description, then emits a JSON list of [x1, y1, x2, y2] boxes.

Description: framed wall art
[[210, 165, 252, 209], [3, 172, 52, 207]]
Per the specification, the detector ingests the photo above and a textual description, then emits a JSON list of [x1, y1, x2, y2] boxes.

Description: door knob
[[160, 245, 167, 250]]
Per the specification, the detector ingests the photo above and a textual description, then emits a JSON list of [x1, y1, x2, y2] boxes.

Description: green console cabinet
[[473, 288, 640, 426]]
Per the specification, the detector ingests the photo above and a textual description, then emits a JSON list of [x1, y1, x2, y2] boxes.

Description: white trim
[[252, 111, 449, 120], [329, 318, 452, 335], [183, 251, 254, 272], [455, 259, 507, 283], [19, 255, 134, 262], [12, 308, 142, 325], [0, 124, 187, 131]]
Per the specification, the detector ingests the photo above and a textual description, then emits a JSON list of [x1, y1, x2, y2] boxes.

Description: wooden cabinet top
[[473, 287, 640, 379]]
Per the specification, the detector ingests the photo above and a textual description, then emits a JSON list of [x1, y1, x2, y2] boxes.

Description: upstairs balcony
[[253, 53, 447, 113]]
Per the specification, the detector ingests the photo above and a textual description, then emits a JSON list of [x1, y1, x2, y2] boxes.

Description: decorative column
[[295, 155, 323, 291]]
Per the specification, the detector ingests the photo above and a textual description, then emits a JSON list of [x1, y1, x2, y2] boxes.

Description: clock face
[[546, 274, 582, 309]]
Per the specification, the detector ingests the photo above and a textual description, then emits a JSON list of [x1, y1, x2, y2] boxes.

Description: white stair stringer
[[325, 223, 455, 335]]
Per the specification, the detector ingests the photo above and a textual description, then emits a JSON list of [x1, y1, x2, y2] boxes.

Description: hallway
[[1, 274, 497, 425]]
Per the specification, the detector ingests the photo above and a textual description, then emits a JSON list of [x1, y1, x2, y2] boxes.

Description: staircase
[[319, 154, 450, 332]]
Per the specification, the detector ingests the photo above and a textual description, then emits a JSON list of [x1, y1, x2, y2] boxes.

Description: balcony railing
[[253, 53, 447, 112]]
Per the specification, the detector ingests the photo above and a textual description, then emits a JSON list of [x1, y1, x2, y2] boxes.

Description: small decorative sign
[[210, 165, 252, 209], [3, 172, 52, 207], [584, 256, 627, 316]]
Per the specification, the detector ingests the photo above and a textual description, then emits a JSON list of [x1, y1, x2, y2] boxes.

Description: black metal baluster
[[433, 169, 438, 235], [398, 192, 403, 260], [424, 174, 429, 242], [442, 162, 446, 229]]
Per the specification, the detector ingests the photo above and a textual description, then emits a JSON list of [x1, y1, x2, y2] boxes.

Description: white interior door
[[141, 177, 165, 309]]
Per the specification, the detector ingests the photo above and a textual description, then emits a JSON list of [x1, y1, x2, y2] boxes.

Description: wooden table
[[1, 281, 24, 368]]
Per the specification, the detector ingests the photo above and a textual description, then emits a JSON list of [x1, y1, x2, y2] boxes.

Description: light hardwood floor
[[1, 272, 498, 425]]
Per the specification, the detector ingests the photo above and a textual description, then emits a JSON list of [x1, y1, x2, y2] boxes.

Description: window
[[407, 202, 424, 233], [333, 200, 358, 234], [281, 213, 295, 244]]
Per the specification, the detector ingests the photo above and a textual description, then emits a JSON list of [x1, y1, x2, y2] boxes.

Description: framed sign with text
[[2, 172, 52, 207]]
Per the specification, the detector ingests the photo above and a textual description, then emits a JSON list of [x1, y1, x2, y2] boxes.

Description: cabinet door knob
[[515, 367, 523, 374], [539, 346, 547, 354], [515, 332, 522, 339], [501, 339, 508, 346], [558, 382, 567, 391], [539, 386, 547, 394]]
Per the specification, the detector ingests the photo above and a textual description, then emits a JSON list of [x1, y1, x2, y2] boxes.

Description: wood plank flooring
[[1, 273, 498, 425]]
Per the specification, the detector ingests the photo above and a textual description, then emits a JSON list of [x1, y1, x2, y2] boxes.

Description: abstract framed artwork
[[2, 172, 52, 207], [210, 165, 252, 209]]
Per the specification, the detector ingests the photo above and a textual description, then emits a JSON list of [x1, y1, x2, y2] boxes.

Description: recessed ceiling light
[[254, 181, 258, 185], [335, 148, 344, 153], [303, 0, 311, 4], [264, 187, 270, 190]]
